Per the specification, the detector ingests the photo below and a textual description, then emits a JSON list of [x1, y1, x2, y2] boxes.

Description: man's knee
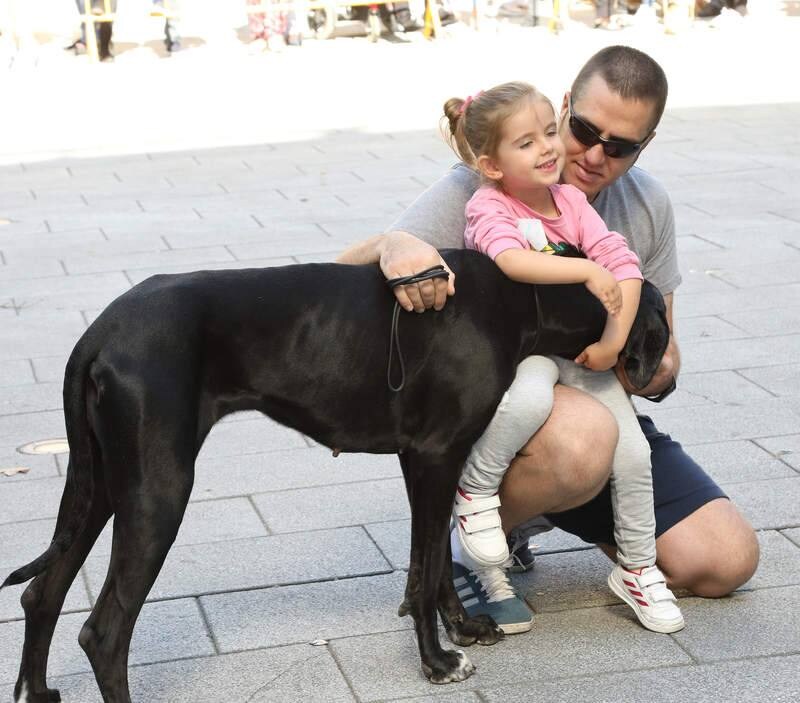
[[657, 499, 759, 597], [517, 385, 617, 498]]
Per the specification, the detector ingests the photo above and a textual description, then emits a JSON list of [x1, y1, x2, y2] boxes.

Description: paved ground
[[1, 7, 800, 703]]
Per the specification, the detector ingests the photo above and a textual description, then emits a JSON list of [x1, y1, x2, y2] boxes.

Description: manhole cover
[[18, 438, 70, 455]]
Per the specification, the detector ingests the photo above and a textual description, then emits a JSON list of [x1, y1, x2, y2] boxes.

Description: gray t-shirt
[[387, 163, 682, 296]]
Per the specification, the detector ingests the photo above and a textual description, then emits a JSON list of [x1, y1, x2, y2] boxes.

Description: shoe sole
[[497, 619, 533, 635], [607, 574, 685, 634]]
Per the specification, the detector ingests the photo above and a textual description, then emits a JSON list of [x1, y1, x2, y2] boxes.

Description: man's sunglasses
[[568, 96, 646, 159]]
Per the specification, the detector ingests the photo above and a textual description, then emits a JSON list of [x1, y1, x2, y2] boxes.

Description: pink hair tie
[[460, 91, 484, 115]]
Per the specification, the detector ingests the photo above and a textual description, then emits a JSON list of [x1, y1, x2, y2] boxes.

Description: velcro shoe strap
[[639, 570, 667, 589], [460, 510, 503, 534], [453, 494, 501, 517]]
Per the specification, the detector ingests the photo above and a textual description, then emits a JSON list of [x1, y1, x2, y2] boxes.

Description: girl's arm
[[495, 249, 622, 315], [576, 278, 642, 371]]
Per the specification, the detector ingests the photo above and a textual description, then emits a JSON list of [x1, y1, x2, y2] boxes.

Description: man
[[337, 46, 759, 633]]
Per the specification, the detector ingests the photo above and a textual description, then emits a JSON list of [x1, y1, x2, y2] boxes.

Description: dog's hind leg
[[14, 461, 113, 703], [76, 371, 197, 703], [78, 462, 193, 703], [402, 450, 481, 684]]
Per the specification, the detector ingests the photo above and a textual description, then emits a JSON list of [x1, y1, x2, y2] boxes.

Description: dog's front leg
[[437, 539, 504, 647], [403, 451, 476, 684]]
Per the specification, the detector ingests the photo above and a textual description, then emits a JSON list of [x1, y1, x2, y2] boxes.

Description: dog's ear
[[621, 281, 670, 390]]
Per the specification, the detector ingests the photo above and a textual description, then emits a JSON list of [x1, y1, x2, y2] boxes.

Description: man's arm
[[337, 165, 478, 312], [616, 292, 681, 397], [336, 231, 455, 312]]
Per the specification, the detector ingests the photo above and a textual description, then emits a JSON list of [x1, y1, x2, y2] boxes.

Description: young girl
[[444, 81, 684, 634]]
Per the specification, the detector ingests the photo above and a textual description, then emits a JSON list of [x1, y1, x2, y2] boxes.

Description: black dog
[[3, 248, 670, 701]]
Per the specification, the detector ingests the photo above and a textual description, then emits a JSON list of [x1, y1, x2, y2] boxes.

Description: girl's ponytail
[[442, 97, 476, 167]]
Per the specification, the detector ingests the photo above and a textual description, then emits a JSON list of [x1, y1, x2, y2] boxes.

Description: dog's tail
[[1, 345, 98, 590]]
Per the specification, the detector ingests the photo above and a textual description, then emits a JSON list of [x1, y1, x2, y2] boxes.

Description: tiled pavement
[[1, 18, 800, 703]]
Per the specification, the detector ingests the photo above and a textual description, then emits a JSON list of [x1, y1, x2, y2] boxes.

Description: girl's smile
[[476, 98, 566, 213]]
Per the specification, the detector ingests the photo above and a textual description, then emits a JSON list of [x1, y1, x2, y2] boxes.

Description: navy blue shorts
[[545, 415, 728, 545]]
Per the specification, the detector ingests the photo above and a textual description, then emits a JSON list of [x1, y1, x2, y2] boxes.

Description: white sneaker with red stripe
[[453, 486, 509, 567], [608, 564, 685, 634]]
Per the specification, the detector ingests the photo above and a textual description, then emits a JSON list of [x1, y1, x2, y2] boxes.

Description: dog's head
[[619, 281, 671, 391]]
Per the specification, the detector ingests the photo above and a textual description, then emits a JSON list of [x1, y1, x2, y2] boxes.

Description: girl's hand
[[575, 342, 620, 372], [584, 265, 622, 316]]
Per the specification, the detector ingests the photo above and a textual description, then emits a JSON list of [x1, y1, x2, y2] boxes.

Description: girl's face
[[478, 99, 565, 198]]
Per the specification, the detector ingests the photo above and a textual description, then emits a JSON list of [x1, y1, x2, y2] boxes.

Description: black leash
[[385, 265, 450, 392]]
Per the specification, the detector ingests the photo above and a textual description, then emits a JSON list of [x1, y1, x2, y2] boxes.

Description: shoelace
[[472, 563, 515, 603]]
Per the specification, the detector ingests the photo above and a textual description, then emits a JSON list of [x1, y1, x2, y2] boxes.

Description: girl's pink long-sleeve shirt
[[464, 183, 643, 283]]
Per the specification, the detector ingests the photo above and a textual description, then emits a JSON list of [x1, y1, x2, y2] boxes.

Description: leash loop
[[385, 265, 450, 392]]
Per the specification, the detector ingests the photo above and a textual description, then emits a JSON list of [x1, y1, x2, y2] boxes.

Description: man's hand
[[575, 342, 620, 372], [380, 231, 456, 312], [615, 335, 679, 397]]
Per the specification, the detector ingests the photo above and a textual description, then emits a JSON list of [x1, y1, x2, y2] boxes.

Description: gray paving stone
[[387, 693, 481, 703], [482, 655, 800, 703], [724, 477, 800, 530], [646, 397, 800, 445], [0, 475, 66, 524], [674, 283, 800, 319], [739, 363, 800, 397], [679, 334, 800, 374], [331, 606, 690, 701], [63, 245, 236, 276], [0, 359, 34, 387], [671, 439, 797, 485], [0, 381, 62, 416], [1, 231, 167, 260], [3, 645, 357, 703], [162, 222, 308, 249], [0, 312, 86, 361], [1, 271, 130, 315], [0, 409, 66, 448], [0, 256, 65, 281], [672, 586, 800, 661], [92, 497, 269, 559], [782, 528, 800, 547], [744, 530, 800, 590], [365, 519, 411, 570], [754, 434, 800, 471], [0, 598, 213, 684], [723, 305, 800, 337], [646, 370, 772, 410], [0, 517, 58, 569], [0, 451, 60, 482], [227, 235, 350, 261], [29, 355, 68, 384], [124, 256, 297, 285], [201, 572, 409, 652], [515, 549, 619, 613], [193, 446, 402, 501], [252, 477, 409, 533], [199, 414, 308, 459], [84, 527, 390, 601]]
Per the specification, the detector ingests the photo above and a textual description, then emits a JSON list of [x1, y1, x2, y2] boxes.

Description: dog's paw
[[423, 649, 476, 684], [446, 614, 504, 647]]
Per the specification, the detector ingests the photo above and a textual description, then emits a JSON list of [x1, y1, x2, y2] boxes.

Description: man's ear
[[477, 154, 503, 182], [561, 91, 570, 117], [630, 130, 656, 168]]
